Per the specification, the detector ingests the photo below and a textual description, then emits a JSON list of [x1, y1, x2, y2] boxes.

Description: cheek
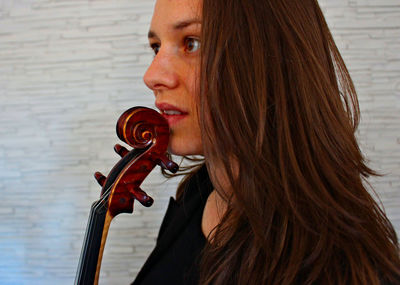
[[168, 109, 203, 156], [168, 128, 203, 155], [183, 59, 200, 95], [168, 61, 202, 156]]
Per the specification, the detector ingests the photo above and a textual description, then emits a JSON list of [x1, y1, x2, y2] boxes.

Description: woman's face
[[144, 0, 203, 156]]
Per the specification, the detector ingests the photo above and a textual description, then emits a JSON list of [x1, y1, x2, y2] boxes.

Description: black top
[[132, 165, 213, 285]]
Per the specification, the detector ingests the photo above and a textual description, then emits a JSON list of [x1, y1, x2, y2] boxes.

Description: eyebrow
[[147, 18, 201, 39]]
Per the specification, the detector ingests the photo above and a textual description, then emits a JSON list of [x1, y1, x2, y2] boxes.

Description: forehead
[[150, 0, 202, 29]]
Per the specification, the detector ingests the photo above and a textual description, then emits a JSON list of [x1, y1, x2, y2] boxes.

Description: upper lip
[[156, 102, 187, 114]]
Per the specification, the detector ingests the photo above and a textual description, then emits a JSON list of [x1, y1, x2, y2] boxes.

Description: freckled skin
[[144, 0, 203, 156]]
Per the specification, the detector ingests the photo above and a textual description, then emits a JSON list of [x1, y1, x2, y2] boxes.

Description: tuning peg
[[114, 144, 129, 157], [156, 155, 179, 173], [94, 172, 106, 187], [128, 186, 154, 207]]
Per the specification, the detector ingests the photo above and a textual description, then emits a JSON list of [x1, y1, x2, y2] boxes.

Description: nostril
[[153, 84, 163, 89]]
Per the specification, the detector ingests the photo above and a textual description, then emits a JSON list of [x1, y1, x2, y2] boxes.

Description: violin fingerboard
[[75, 201, 107, 285]]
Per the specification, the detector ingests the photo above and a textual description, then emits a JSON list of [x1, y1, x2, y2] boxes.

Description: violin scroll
[[116, 107, 168, 149], [116, 107, 178, 172]]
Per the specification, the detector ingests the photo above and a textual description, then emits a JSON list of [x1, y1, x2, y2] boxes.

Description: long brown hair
[[195, 0, 400, 284]]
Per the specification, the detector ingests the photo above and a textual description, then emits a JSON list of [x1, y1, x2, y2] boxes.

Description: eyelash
[[150, 43, 160, 55], [149, 37, 200, 55]]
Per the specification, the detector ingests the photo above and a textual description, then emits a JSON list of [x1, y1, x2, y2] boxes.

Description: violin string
[[95, 152, 141, 210], [93, 182, 114, 211], [93, 149, 152, 211], [99, 184, 114, 207], [77, 180, 115, 280]]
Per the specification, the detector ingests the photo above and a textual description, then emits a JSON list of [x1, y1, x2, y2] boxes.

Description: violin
[[75, 107, 178, 285]]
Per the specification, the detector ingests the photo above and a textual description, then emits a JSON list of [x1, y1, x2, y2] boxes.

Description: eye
[[150, 43, 160, 55], [184, 37, 200, 53]]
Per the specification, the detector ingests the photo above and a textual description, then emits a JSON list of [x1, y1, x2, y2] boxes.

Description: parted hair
[[174, 0, 400, 284]]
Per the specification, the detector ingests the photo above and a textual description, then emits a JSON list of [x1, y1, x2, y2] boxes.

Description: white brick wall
[[0, 1, 398, 284]]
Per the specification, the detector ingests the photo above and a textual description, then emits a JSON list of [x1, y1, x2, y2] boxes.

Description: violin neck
[[75, 201, 112, 285]]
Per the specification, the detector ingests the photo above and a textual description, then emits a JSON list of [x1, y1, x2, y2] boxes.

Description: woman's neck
[[201, 189, 228, 241]]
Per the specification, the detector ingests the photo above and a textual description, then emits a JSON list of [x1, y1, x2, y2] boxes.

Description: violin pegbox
[[95, 107, 179, 217]]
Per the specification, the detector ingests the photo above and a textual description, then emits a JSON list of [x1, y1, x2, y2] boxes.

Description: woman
[[133, 0, 400, 284]]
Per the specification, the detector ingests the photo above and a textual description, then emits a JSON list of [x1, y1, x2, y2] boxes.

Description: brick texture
[[0, 0, 398, 284]]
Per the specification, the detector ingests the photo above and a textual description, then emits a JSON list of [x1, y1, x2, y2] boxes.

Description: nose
[[143, 49, 179, 92]]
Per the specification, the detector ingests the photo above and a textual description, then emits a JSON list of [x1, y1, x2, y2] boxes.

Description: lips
[[156, 102, 188, 126]]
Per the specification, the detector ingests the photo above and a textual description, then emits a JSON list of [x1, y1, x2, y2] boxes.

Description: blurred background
[[0, 0, 399, 284]]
